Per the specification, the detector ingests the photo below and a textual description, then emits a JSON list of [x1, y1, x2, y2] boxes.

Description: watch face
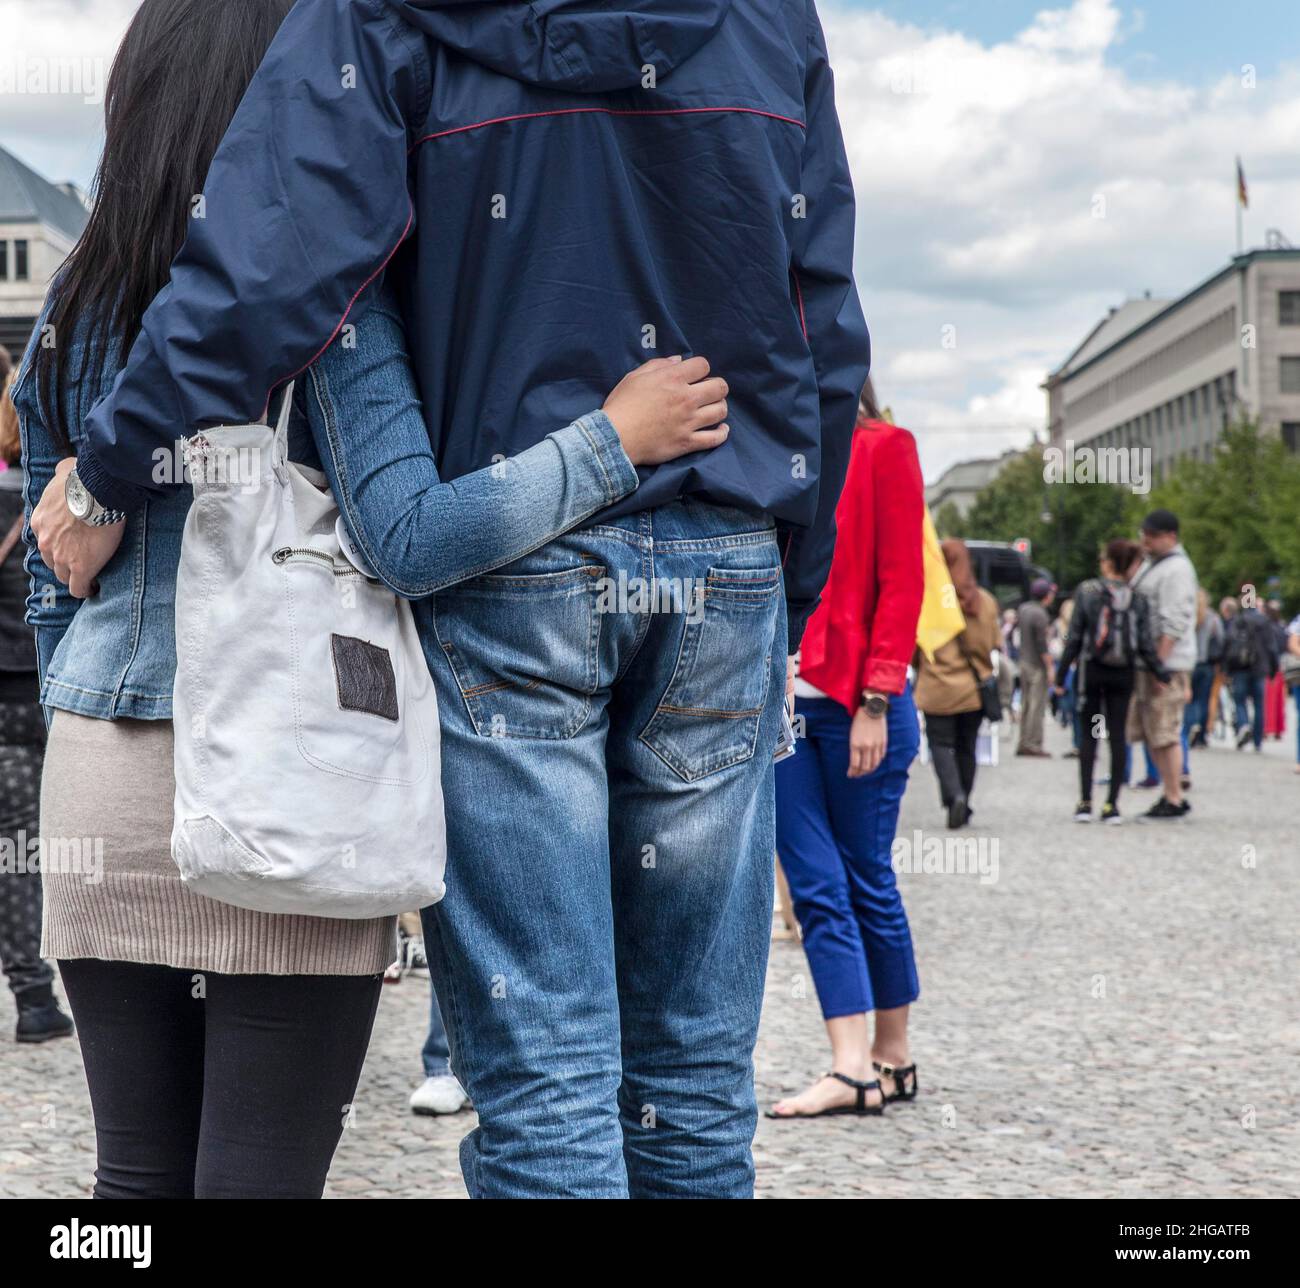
[[65, 471, 92, 520]]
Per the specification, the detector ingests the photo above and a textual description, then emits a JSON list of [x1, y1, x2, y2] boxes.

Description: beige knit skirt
[[40, 712, 394, 975]]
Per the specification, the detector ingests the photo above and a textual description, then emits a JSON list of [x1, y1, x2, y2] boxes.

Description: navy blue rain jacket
[[76, 0, 870, 646]]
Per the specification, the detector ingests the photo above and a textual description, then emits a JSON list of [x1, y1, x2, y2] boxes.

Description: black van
[[965, 541, 1054, 610]]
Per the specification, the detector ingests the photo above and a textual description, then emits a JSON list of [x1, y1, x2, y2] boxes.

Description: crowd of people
[[1, 0, 1296, 1205], [991, 512, 1300, 828]]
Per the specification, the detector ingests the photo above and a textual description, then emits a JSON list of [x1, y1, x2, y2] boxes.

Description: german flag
[[1237, 157, 1249, 209]]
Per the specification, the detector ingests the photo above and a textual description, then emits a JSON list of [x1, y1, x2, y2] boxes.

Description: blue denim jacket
[[14, 287, 636, 720]]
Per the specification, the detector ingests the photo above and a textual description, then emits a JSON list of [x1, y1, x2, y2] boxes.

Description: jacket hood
[[393, 1, 732, 92]]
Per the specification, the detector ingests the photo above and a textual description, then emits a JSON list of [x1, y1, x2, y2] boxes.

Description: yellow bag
[[916, 508, 966, 661]]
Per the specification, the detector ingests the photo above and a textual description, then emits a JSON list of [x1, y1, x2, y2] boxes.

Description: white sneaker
[[409, 1074, 469, 1116]]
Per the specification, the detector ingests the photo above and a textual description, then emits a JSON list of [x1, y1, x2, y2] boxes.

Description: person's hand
[[786, 656, 796, 719], [1052, 685, 1065, 698], [848, 705, 887, 778], [30, 458, 125, 599], [602, 356, 730, 466]]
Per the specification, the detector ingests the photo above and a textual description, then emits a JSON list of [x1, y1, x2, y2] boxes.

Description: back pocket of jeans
[[433, 564, 605, 739], [639, 563, 780, 782]]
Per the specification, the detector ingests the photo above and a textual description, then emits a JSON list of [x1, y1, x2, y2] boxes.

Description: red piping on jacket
[[411, 105, 806, 150], [260, 199, 417, 420], [791, 271, 807, 340]]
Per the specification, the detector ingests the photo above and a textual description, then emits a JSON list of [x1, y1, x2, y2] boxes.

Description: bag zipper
[[272, 546, 367, 578]]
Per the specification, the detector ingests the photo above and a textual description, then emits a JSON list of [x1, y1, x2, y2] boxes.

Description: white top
[[793, 678, 830, 700]]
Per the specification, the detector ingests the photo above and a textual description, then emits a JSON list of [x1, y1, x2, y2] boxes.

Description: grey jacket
[[1131, 545, 1199, 673]]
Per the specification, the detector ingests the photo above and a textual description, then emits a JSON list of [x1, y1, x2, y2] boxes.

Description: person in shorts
[[1126, 510, 1198, 820]]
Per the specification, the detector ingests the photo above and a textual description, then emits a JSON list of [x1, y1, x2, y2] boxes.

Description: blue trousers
[[774, 691, 921, 1020], [1184, 661, 1214, 743], [422, 985, 451, 1078], [420, 501, 785, 1199], [1232, 672, 1267, 749]]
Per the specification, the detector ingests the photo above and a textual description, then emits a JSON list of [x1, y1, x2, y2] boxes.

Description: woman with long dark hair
[[1056, 538, 1169, 824], [768, 382, 926, 1119], [915, 539, 1000, 829], [15, 0, 724, 1197]]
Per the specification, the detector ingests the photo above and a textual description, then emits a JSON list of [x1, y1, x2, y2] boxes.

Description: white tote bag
[[170, 384, 445, 918]]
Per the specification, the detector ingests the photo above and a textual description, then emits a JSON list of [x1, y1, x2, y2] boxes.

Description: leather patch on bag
[[331, 634, 399, 722]]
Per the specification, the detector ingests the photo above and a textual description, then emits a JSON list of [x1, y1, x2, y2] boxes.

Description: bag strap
[[0, 513, 23, 567], [268, 380, 296, 468]]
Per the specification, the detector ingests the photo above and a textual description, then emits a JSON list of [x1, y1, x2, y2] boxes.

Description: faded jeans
[[419, 500, 787, 1199]]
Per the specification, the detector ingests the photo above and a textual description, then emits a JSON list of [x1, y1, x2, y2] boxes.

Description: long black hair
[[859, 377, 882, 422], [34, 0, 296, 452]]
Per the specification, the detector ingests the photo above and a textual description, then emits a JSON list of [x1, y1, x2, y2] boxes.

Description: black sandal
[[765, 1071, 885, 1119], [873, 1060, 918, 1102]]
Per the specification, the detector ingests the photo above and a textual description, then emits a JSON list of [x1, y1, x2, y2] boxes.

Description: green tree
[[932, 500, 965, 540], [1145, 420, 1300, 607], [955, 445, 1134, 590]]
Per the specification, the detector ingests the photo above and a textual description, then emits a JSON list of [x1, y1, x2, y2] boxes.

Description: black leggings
[[924, 709, 983, 806], [1079, 665, 1134, 806], [57, 959, 382, 1199]]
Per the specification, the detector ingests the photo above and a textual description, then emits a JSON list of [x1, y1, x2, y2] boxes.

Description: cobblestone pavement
[[2, 716, 1296, 1199]]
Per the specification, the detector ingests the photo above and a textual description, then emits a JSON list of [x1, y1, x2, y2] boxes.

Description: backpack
[[1093, 582, 1138, 668], [1224, 614, 1259, 673]]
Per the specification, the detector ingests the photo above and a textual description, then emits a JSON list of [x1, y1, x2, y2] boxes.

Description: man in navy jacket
[[37, 0, 869, 1196]]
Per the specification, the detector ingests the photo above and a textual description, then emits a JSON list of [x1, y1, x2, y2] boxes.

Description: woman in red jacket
[[769, 382, 925, 1120]]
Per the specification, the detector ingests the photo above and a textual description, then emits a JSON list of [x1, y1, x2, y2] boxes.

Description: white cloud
[[1017, 0, 1121, 55], [0, 0, 136, 188], [821, 0, 1300, 480]]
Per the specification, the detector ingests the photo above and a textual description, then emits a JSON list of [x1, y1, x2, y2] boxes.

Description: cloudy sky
[[2, 0, 1298, 481]]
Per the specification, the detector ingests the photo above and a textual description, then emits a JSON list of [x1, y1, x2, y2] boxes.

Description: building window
[[1283, 423, 1300, 454], [13, 240, 28, 281], [1281, 357, 1300, 395], [1281, 291, 1300, 326], [0, 241, 7, 281]]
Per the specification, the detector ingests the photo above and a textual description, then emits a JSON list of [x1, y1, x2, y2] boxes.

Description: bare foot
[[769, 1071, 882, 1118]]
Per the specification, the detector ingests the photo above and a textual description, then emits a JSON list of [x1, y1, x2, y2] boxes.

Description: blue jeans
[[1184, 662, 1214, 743], [418, 501, 786, 1199], [1294, 688, 1300, 763], [422, 986, 451, 1078], [1232, 672, 1267, 749], [774, 692, 921, 1019], [1064, 665, 1082, 749]]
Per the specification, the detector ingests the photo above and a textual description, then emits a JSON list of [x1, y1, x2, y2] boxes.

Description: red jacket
[[797, 418, 924, 715]]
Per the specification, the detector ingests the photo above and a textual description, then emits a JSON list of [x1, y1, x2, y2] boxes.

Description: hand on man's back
[[30, 458, 125, 599]]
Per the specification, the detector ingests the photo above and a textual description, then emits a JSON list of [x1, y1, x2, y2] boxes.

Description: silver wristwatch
[[65, 468, 126, 527]]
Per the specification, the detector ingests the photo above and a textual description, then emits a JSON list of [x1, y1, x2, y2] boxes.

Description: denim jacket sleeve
[[778, 1, 871, 653], [75, 0, 429, 514], [304, 290, 638, 599], [12, 359, 81, 693]]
